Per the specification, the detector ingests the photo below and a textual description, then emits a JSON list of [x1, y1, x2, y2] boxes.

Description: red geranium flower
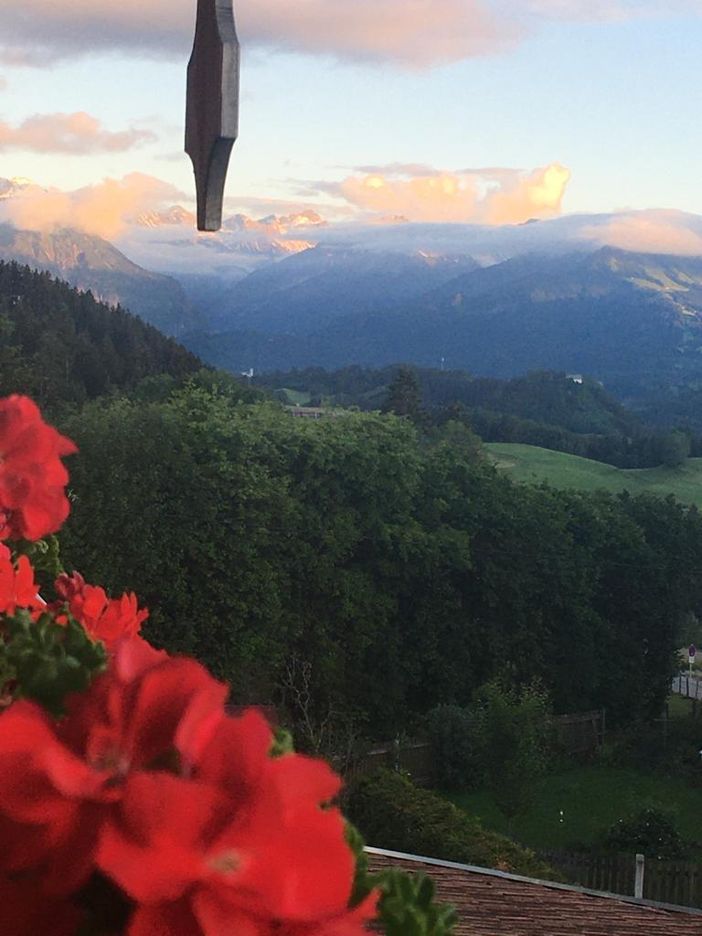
[[0, 551, 42, 615], [0, 395, 76, 541], [53, 569, 85, 604], [99, 711, 371, 936], [128, 896, 377, 936], [0, 701, 110, 893], [0, 642, 227, 894], [55, 571, 149, 649]]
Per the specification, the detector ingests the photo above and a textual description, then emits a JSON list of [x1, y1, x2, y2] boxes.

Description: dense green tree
[[258, 365, 701, 468], [604, 807, 689, 860], [382, 366, 423, 424], [58, 384, 702, 740], [659, 430, 691, 468], [0, 261, 201, 412], [471, 681, 552, 823]]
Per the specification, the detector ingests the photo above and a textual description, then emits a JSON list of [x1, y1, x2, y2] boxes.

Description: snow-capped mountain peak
[[134, 206, 195, 228], [0, 177, 40, 200], [223, 210, 327, 237]]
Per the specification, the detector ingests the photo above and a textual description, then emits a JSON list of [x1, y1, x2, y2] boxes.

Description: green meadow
[[487, 444, 702, 508], [449, 765, 702, 852]]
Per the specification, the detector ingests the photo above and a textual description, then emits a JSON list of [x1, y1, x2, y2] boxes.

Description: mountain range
[[182, 245, 702, 397], [0, 177, 327, 334], [201, 245, 481, 333], [0, 222, 195, 336], [5, 175, 702, 414]]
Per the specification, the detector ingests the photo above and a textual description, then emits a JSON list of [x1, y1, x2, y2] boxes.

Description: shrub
[[608, 718, 702, 781], [345, 769, 559, 880], [603, 806, 689, 860], [471, 680, 553, 820], [425, 704, 482, 791]]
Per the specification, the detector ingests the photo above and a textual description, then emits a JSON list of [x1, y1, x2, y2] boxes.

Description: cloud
[[318, 163, 571, 224], [482, 163, 572, 224], [0, 112, 156, 154], [1, 0, 699, 69], [0, 1, 190, 66], [1, 0, 698, 70], [355, 162, 442, 177], [0, 0, 517, 68], [244, 0, 520, 67], [580, 213, 702, 256], [0, 173, 187, 239]]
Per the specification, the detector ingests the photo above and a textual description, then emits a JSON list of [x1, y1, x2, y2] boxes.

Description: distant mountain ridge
[[201, 244, 480, 333], [182, 247, 702, 423], [0, 224, 196, 336]]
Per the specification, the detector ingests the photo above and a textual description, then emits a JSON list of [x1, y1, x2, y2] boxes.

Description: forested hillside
[[0, 261, 202, 410], [259, 367, 634, 430], [58, 384, 702, 743], [0, 225, 196, 335], [258, 366, 696, 468], [2, 263, 695, 755]]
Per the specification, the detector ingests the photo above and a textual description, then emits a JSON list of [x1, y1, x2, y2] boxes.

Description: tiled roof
[[366, 848, 702, 935]]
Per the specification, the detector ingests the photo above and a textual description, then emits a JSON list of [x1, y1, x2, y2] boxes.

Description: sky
[[1, 0, 701, 231]]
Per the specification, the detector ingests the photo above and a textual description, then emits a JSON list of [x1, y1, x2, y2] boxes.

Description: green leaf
[[3, 610, 106, 715]]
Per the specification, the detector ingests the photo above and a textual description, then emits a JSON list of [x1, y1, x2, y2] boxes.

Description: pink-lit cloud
[[580, 214, 702, 256], [482, 163, 572, 224], [0, 0, 516, 67], [0, 173, 186, 239], [242, 0, 519, 67], [0, 112, 156, 154], [3, 0, 695, 69], [321, 163, 571, 224]]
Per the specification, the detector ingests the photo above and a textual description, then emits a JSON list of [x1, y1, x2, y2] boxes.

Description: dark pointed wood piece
[[185, 0, 240, 232]]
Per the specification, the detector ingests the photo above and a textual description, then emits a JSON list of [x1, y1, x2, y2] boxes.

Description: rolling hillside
[[488, 443, 702, 507], [0, 260, 201, 408]]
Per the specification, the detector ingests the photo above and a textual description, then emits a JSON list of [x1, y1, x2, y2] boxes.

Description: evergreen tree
[[382, 366, 423, 423]]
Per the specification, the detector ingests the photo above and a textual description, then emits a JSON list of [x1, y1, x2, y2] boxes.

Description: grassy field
[[449, 765, 702, 852], [280, 388, 311, 406], [487, 444, 702, 508]]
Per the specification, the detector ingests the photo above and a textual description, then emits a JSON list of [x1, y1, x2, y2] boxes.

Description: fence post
[[635, 853, 645, 899]]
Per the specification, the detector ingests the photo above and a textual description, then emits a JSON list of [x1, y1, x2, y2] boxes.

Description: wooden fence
[[672, 674, 702, 701], [541, 849, 702, 909], [344, 740, 432, 786], [341, 709, 605, 785], [554, 709, 605, 757]]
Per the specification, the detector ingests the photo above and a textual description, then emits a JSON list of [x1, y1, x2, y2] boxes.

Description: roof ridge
[[365, 846, 702, 917]]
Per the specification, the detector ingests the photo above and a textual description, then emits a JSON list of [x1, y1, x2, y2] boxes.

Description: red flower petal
[[99, 773, 226, 903], [0, 395, 76, 541], [128, 899, 204, 936], [0, 876, 82, 936]]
